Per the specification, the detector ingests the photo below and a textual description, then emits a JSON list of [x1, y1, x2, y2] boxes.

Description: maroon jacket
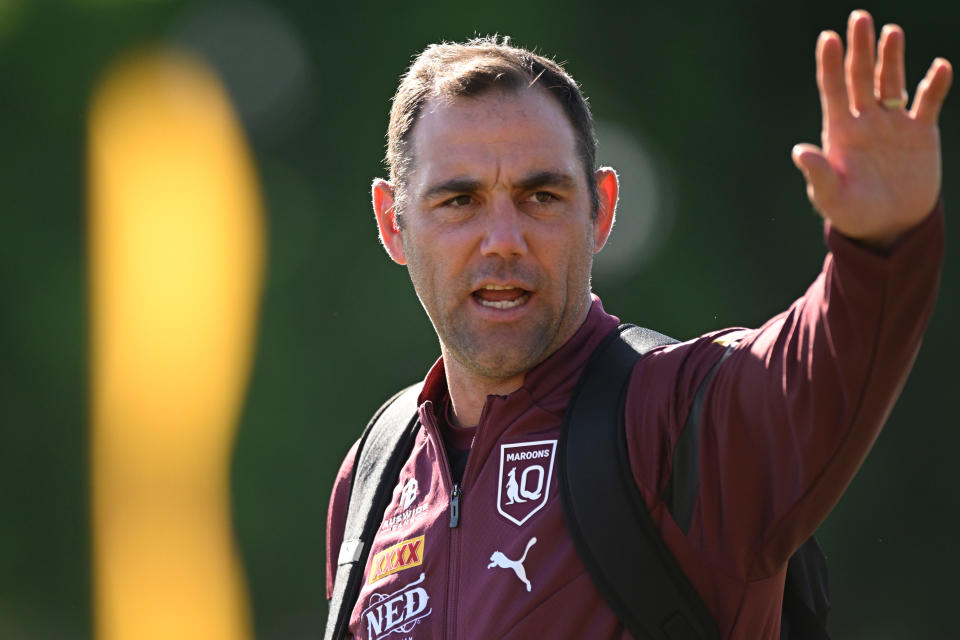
[[326, 208, 943, 639]]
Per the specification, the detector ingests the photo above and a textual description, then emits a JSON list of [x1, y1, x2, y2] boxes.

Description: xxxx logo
[[368, 535, 424, 584]]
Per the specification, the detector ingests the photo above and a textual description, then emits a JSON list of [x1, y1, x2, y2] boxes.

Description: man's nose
[[480, 196, 528, 258]]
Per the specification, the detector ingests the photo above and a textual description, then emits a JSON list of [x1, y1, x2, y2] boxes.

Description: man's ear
[[592, 167, 618, 253], [372, 178, 406, 265]]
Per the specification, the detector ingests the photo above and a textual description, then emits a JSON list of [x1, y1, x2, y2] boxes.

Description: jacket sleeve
[[326, 439, 360, 600], [625, 203, 944, 580]]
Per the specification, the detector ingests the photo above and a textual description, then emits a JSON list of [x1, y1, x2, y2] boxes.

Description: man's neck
[[442, 356, 524, 428]]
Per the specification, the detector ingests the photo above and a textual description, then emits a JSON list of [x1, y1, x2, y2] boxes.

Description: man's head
[[372, 38, 618, 387], [385, 36, 600, 220]]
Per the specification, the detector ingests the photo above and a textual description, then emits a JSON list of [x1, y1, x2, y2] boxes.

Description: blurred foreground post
[[88, 50, 264, 640]]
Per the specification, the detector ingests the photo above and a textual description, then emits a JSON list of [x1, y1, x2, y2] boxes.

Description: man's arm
[[626, 10, 949, 582], [712, 10, 951, 576], [718, 204, 941, 576]]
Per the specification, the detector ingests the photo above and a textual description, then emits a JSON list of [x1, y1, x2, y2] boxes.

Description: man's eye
[[528, 191, 557, 203], [446, 195, 473, 207]]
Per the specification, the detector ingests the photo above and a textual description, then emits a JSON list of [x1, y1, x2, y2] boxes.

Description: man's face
[[375, 88, 615, 382]]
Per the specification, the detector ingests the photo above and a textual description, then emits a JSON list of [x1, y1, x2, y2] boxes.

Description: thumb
[[792, 143, 841, 213]]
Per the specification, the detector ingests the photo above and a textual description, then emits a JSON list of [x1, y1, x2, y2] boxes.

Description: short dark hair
[[386, 36, 599, 217]]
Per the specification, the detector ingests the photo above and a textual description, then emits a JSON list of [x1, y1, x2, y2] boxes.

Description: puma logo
[[487, 537, 537, 592]]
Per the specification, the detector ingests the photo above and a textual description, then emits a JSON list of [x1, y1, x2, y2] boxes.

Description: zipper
[[420, 397, 496, 640], [418, 405, 461, 640], [447, 488, 462, 640], [449, 484, 462, 528], [445, 396, 499, 639]]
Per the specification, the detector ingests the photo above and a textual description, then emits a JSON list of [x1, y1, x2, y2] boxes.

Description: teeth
[[477, 292, 530, 309], [483, 284, 515, 290]]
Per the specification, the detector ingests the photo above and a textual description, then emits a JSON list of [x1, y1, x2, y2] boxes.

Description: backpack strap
[[662, 347, 733, 534], [323, 383, 423, 640], [559, 324, 721, 640]]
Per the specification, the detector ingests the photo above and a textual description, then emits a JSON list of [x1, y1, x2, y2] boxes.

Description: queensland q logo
[[496, 440, 557, 526]]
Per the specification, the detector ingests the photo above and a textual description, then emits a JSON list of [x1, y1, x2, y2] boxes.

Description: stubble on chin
[[443, 318, 558, 382]]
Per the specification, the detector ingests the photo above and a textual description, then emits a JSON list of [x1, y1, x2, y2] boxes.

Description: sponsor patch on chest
[[381, 477, 428, 533], [368, 535, 424, 584], [363, 572, 432, 639], [496, 439, 557, 526]]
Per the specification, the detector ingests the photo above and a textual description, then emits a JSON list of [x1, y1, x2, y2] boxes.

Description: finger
[[792, 143, 841, 212], [845, 10, 877, 113], [817, 31, 849, 127], [875, 24, 907, 107], [911, 57, 953, 125]]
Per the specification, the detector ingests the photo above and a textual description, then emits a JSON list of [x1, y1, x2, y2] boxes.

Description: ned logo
[[497, 440, 557, 526], [363, 572, 432, 639]]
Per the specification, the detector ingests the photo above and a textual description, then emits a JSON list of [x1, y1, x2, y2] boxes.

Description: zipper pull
[[449, 484, 462, 528]]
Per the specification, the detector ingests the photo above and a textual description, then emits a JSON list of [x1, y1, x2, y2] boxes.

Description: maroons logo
[[496, 440, 556, 526]]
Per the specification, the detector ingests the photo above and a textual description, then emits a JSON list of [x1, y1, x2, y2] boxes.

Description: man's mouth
[[472, 284, 531, 310]]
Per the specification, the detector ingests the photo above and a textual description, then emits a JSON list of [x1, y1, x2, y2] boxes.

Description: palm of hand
[[823, 110, 941, 241]]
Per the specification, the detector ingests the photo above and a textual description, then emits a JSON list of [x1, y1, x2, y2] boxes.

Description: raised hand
[[792, 10, 952, 248]]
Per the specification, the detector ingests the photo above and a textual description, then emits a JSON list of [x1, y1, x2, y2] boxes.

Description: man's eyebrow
[[513, 170, 576, 192], [420, 171, 577, 201], [421, 177, 484, 201]]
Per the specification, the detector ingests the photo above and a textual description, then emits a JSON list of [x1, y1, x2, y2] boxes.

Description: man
[[326, 10, 951, 639]]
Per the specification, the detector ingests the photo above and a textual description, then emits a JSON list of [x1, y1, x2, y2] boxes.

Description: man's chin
[[449, 341, 552, 381], [439, 313, 562, 380]]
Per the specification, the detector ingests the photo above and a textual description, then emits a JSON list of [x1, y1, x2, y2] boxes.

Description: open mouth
[[472, 284, 531, 310]]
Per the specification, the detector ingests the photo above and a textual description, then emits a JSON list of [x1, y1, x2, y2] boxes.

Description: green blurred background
[[1, 0, 957, 637]]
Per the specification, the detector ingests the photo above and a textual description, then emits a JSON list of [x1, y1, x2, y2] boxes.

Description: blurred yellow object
[[88, 50, 263, 640]]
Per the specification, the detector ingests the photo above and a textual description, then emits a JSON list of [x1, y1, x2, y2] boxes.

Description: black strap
[[559, 324, 722, 640], [323, 383, 423, 640], [663, 348, 732, 534]]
